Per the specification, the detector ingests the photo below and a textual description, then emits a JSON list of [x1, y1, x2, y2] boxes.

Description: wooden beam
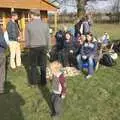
[[0, 0, 57, 11]]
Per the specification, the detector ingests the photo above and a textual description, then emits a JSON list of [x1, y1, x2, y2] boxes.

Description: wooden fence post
[[54, 11, 57, 34]]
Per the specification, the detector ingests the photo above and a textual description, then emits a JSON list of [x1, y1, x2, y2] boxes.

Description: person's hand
[[18, 36, 21, 40], [47, 52, 50, 59], [82, 55, 87, 60], [70, 50, 73, 53], [61, 95, 66, 99]]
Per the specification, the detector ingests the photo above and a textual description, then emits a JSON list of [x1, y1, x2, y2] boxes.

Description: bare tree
[[76, 0, 88, 17], [111, 0, 120, 13]]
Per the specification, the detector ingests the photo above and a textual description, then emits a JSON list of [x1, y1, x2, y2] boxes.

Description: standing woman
[[0, 26, 7, 94]]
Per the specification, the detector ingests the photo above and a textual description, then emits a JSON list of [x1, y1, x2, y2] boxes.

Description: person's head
[[29, 9, 40, 20], [65, 32, 72, 41], [11, 12, 18, 21], [81, 35, 86, 42], [86, 33, 93, 42], [50, 61, 63, 74], [77, 35, 86, 45], [104, 32, 108, 35]]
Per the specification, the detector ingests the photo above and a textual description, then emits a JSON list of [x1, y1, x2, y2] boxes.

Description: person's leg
[[15, 42, 21, 67], [38, 47, 47, 85], [0, 53, 6, 93], [9, 41, 16, 69], [29, 48, 38, 85], [40, 65, 47, 85], [88, 56, 94, 75], [54, 94, 62, 116], [51, 93, 56, 115], [76, 54, 82, 70]]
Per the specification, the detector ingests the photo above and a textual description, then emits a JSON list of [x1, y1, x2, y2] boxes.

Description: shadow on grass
[[38, 85, 52, 114], [0, 81, 25, 120]]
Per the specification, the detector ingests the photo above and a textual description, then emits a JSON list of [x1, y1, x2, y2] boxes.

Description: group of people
[[0, 9, 67, 119], [0, 12, 21, 94], [51, 15, 97, 79], [0, 10, 111, 119], [51, 15, 111, 80]]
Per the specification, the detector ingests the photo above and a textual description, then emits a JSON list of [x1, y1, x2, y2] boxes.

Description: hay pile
[[46, 67, 80, 79]]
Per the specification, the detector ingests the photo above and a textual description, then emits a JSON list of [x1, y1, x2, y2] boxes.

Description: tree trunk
[[76, 0, 86, 17]]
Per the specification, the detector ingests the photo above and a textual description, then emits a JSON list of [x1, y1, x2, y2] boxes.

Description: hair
[[11, 11, 18, 17], [29, 9, 40, 17], [86, 33, 93, 42], [65, 31, 73, 41], [50, 61, 63, 74]]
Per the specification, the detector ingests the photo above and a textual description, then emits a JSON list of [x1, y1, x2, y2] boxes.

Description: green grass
[[93, 24, 120, 40], [0, 23, 120, 120]]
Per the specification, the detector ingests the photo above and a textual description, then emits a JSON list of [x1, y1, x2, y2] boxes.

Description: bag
[[100, 54, 115, 67], [109, 52, 118, 60]]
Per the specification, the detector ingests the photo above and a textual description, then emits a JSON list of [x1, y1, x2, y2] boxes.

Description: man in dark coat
[[25, 9, 50, 86], [0, 26, 7, 94]]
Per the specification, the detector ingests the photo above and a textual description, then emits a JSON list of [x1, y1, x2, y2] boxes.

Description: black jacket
[[6, 20, 19, 41]]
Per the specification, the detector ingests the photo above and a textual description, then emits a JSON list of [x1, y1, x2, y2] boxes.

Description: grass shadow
[[0, 81, 25, 120], [38, 85, 52, 114]]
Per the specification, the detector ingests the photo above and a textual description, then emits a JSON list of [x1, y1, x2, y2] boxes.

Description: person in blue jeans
[[77, 33, 97, 79]]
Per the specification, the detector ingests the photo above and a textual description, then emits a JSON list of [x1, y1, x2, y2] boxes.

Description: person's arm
[[80, 23, 83, 35], [25, 25, 30, 48], [46, 24, 50, 50], [89, 43, 97, 57], [59, 74, 67, 98], [6, 22, 14, 40], [0, 35, 7, 49], [4, 31, 10, 45]]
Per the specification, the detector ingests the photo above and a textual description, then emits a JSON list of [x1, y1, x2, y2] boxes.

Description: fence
[[48, 13, 120, 25]]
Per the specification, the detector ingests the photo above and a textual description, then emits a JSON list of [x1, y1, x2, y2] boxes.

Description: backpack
[[100, 54, 115, 67]]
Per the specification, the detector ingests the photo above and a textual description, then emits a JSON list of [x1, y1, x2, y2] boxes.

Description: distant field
[[93, 23, 120, 40]]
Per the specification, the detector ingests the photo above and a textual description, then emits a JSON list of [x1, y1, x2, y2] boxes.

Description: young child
[[50, 61, 67, 118], [101, 32, 110, 46]]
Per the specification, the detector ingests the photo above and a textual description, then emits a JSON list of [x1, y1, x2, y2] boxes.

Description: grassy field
[[0, 24, 120, 120], [93, 24, 120, 40]]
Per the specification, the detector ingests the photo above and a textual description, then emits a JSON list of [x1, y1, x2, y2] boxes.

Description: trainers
[[86, 75, 92, 79]]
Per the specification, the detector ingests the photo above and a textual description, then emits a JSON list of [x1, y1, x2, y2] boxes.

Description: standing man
[[6, 12, 21, 69], [0, 26, 7, 94], [82, 16, 92, 35], [25, 9, 50, 86]]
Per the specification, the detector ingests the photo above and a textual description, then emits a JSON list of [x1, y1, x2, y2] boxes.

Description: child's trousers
[[51, 93, 63, 116]]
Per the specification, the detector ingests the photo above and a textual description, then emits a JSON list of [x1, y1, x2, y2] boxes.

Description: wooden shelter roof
[[0, 0, 58, 11]]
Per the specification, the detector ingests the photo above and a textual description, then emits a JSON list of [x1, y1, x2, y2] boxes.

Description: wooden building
[[0, 0, 58, 47]]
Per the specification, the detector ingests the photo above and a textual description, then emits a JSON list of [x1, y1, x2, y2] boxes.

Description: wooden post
[[54, 11, 57, 33], [20, 13, 26, 48], [2, 12, 6, 29]]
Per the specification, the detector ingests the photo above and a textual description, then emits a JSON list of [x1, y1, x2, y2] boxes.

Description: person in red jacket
[[50, 61, 67, 118]]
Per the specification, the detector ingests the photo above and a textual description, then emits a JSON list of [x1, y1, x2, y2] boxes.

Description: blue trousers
[[76, 54, 94, 75]]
